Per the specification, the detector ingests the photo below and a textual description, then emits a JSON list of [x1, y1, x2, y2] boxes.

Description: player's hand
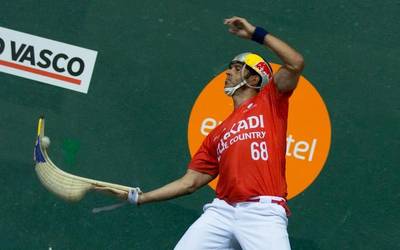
[[224, 16, 256, 39], [93, 185, 129, 200]]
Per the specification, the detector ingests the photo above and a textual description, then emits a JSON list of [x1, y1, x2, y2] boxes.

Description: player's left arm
[[224, 16, 304, 93]]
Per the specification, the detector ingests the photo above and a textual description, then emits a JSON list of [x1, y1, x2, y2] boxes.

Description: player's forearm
[[138, 178, 196, 205], [263, 34, 304, 72]]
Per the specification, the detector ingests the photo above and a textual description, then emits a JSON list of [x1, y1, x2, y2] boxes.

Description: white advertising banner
[[0, 27, 97, 94]]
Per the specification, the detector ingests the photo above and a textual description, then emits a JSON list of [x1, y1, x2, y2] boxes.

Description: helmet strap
[[224, 80, 247, 96]]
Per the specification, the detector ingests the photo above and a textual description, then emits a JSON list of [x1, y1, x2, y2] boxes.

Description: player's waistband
[[228, 195, 291, 216]]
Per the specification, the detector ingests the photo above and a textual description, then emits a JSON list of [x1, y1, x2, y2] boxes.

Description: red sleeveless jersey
[[189, 78, 293, 202]]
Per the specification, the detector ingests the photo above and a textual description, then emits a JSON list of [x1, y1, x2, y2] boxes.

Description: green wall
[[0, 1, 398, 249]]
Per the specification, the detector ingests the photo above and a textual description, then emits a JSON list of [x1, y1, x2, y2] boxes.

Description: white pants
[[174, 197, 291, 250]]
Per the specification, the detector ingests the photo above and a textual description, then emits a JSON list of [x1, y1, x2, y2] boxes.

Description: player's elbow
[[291, 54, 305, 73], [186, 185, 197, 194], [180, 169, 214, 194], [180, 178, 198, 194]]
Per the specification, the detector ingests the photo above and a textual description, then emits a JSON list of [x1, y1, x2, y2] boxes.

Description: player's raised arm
[[224, 16, 304, 93], [94, 169, 215, 205]]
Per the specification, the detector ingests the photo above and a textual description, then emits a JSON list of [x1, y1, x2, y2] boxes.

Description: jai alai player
[[96, 16, 304, 249]]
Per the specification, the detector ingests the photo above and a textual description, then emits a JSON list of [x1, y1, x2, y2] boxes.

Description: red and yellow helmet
[[230, 52, 273, 87]]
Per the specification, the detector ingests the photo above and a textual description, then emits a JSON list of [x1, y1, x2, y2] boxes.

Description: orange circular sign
[[187, 63, 331, 199]]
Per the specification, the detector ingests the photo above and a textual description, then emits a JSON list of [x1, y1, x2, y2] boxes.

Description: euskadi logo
[[0, 27, 97, 94], [188, 63, 331, 200]]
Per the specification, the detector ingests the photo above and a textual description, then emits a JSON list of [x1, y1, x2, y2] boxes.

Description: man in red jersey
[[97, 16, 304, 249]]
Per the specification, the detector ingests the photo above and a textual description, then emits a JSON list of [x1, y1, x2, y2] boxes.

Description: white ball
[[41, 136, 51, 148]]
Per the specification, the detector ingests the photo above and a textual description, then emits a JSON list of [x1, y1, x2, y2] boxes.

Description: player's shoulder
[[259, 77, 276, 95], [259, 76, 293, 101]]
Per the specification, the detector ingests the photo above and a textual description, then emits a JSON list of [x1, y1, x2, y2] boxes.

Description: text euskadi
[[200, 117, 317, 162]]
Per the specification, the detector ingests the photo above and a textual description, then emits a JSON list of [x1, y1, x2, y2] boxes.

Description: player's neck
[[232, 88, 258, 109]]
